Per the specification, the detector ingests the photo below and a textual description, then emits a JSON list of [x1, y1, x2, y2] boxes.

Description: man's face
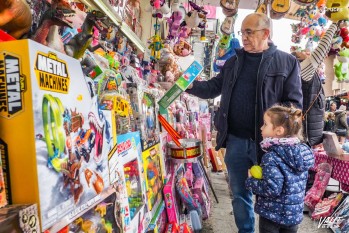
[[240, 16, 269, 53]]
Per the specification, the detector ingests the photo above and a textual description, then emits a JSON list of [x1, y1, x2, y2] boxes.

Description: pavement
[[202, 171, 333, 233]]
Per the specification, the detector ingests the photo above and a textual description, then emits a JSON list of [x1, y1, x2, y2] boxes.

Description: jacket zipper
[[254, 54, 264, 144]]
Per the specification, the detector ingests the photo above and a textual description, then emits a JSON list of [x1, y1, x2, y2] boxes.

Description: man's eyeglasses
[[237, 29, 266, 37]]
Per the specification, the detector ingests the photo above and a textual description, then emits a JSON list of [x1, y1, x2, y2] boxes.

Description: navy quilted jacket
[[246, 143, 314, 226]]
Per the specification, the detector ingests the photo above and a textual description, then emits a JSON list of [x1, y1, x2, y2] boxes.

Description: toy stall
[[0, 0, 218, 232], [0, 0, 348, 232]]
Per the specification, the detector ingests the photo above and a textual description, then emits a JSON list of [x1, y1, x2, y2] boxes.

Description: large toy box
[[0, 40, 113, 231]]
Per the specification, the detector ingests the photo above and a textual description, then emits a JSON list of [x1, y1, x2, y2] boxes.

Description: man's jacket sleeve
[[282, 58, 303, 109], [186, 67, 225, 99]]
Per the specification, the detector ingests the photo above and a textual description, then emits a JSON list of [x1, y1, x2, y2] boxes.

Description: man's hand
[[187, 83, 193, 89]]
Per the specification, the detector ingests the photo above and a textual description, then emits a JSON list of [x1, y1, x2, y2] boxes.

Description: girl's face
[[261, 113, 284, 139]]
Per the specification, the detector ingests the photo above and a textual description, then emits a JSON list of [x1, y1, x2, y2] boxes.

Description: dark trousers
[[259, 216, 299, 233]]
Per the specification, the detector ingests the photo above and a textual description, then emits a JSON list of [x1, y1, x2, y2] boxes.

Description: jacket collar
[[235, 43, 277, 58]]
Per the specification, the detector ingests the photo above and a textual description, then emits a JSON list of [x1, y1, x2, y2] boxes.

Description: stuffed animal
[[173, 38, 192, 57], [325, 0, 349, 22], [340, 27, 349, 48], [334, 48, 349, 82], [148, 34, 164, 60], [220, 16, 235, 35]]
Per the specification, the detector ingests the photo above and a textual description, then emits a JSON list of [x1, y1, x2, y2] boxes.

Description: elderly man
[[187, 13, 302, 233]]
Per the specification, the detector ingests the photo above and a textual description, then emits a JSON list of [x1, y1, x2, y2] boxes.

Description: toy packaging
[[142, 144, 165, 215], [0, 204, 40, 233], [0, 152, 7, 208], [163, 172, 180, 225], [158, 61, 203, 110], [55, 187, 128, 233], [165, 222, 179, 233], [109, 131, 149, 232], [146, 201, 168, 233], [127, 84, 160, 151], [0, 40, 113, 231], [330, 195, 349, 232]]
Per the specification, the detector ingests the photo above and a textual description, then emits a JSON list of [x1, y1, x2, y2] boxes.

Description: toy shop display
[[0, 204, 40, 233], [0, 40, 113, 231]]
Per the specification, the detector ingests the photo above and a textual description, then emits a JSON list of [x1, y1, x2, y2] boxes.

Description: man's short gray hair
[[254, 13, 271, 29]]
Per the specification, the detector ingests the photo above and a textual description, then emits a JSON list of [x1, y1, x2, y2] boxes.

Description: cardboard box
[[142, 144, 165, 214], [323, 132, 343, 157], [0, 40, 113, 231], [112, 132, 149, 232], [0, 204, 40, 233]]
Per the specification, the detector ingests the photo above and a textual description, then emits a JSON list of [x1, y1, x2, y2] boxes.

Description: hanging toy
[[334, 48, 349, 82], [220, 16, 235, 35], [326, 0, 349, 22], [167, 11, 184, 40], [148, 34, 164, 60], [220, 0, 238, 17], [213, 34, 240, 72], [340, 27, 349, 48], [173, 38, 192, 57]]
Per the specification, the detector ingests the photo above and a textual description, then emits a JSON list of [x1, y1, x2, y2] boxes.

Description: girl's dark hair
[[265, 104, 304, 140]]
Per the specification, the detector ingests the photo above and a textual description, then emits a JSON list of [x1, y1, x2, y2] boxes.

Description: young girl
[[246, 105, 314, 233]]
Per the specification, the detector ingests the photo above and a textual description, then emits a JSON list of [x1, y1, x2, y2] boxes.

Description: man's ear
[[263, 29, 270, 40], [275, 126, 285, 137]]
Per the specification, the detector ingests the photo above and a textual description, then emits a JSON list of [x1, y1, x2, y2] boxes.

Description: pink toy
[[191, 177, 210, 220], [92, 26, 100, 47], [304, 163, 332, 210], [163, 172, 180, 224]]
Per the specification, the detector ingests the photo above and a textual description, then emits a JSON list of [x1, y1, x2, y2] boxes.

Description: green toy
[[334, 48, 349, 82]]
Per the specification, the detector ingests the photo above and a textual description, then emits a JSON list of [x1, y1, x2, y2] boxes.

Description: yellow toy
[[148, 34, 164, 60], [250, 165, 263, 179], [326, 0, 349, 21]]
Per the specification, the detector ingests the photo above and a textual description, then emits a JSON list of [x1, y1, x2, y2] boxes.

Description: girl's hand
[[248, 169, 252, 178]]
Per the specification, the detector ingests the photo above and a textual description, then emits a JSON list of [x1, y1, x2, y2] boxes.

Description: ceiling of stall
[[199, 0, 259, 9]]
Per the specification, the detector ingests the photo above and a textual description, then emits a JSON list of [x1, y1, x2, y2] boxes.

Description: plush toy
[[334, 48, 349, 82], [340, 27, 349, 48], [213, 34, 240, 72], [325, 0, 349, 22], [167, 11, 184, 40], [173, 38, 192, 57], [148, 34, 164, 60], [220, 0, 238, 17], [117, 36, 127, 55], [220, 16, 235, 35]]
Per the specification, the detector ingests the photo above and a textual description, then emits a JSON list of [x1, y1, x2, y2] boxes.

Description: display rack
[[80, 0, 146, 52]]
